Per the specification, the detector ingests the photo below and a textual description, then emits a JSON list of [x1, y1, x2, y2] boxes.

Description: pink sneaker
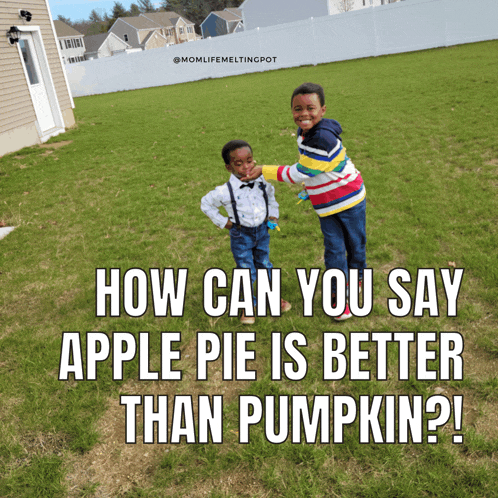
[[334, 303, 352, 321]]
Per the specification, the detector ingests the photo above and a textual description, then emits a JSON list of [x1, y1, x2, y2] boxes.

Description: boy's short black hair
[[222, 140, 252, 165], [291, 82, 325, 107]]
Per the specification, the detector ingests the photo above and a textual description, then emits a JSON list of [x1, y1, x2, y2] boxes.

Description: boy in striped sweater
[[243, 83, 366, 321]]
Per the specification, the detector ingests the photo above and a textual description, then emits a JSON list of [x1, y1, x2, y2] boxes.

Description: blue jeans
[[318, 198, 366, 293], [230, 223, 273, 305]]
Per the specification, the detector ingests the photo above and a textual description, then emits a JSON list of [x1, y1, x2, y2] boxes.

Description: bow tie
[[240, 182, 255, 189]]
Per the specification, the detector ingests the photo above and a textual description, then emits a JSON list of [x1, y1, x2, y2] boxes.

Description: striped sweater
[[262, 118, 365, 217]]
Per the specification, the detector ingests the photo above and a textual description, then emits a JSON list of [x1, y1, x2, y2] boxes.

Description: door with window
[[19, 32, 56, 133]]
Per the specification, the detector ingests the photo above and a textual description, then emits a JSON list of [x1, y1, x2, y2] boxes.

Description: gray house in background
[[109, 16, 169, 51], [84, 32, 132, 60], [53, 20, 85, 64], [200, 8, 244, 38]]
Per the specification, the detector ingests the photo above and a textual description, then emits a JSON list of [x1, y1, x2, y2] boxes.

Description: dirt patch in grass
[[65, 337, 265, 497], [20, 431, 69, 458], [39, 141, 73, 150], [174, 469, 270, 498]]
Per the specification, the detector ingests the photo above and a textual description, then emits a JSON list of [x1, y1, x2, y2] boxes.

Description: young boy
[[201, 140, 291, 324], [243, 83, 366, 321]]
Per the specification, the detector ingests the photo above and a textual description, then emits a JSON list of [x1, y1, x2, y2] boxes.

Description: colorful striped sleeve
[[262, 165, 299, 184]]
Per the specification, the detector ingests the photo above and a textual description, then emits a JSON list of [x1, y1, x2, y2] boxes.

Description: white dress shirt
[[201, 174, 279, 229]]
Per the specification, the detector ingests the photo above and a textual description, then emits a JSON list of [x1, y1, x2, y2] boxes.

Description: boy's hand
[[225, 220, 233, 229], [241, 165, 263, 181], [267, 217, 280, 231]]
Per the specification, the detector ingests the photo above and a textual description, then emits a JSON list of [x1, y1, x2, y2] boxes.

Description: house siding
[[145, 32, 168, 50], [0, 0, 74, 156], [138, 29, 152, 44], [98, 34, 130, 57], [202, 14, 221, 38], [59, 37, 85, 63], [110, 19, 141, 48], [175, 18, 196, 43]]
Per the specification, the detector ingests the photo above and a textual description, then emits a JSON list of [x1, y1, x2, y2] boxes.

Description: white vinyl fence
[[66, 0, 498, 97]]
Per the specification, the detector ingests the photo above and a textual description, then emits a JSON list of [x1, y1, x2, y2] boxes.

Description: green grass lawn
[[1, 40, 497, 497]]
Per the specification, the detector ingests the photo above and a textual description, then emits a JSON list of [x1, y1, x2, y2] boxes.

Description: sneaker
[[334, 303, 352, 321], [241, 312, 255, 325], [281, 299, 292, 312]]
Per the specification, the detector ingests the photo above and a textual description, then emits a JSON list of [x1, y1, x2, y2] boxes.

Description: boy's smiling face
[[292, 93, 326, 134], [225, 146, 255, 181]]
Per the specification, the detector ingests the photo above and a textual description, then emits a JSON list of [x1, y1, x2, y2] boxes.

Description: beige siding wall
[[138, 29, 149, 44], [176, 19, 196, 43], [107, 35, 129, 55], [160, 28, 175, 45], [145, 32, 167, 50], [0, 0, 74, 153]]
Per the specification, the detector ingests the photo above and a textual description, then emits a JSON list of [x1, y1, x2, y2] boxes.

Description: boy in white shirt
[[201, 140, 291, 324]]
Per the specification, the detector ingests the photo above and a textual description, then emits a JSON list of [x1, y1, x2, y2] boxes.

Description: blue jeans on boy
[[318, 198, 366, 293], [230, 223, 273, 306]]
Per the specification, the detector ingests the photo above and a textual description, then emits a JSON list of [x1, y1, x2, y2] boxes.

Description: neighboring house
[[109, 16, 168, 51], [0, 0, 75, 156], [200, 8, 244, 38], [239, 0, 402, 30], [53, 20, 85, 64], [109, 11, 196, 50], [84, 32, 133, 60], [140, 12, 197, 44]]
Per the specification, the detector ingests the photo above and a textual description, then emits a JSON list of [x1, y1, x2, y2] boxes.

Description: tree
[[138, 0, 157, 12], [129, 3, 141, 16], [111, 1, 128, 19], [106, 1, 129, 30], [56, 15, 73, 26], [89, 9, 104, 23], [337, 0, 355, 12]]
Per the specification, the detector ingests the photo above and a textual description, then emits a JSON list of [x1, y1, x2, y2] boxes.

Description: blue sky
[[49, 0, 161, 22]]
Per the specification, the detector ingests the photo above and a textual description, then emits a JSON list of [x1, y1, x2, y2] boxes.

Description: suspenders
[[226, 181, 268, 229]]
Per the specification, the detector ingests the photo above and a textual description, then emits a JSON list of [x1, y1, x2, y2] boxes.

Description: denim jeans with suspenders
[[226, 181, 273, 306]]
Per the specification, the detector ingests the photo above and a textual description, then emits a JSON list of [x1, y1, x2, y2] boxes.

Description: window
[[124, 34, 129, 42], [65, 39, 71, 49], [187, 26, 193, 34], [19, 39, 39, 85], [179, 27, 184, 34], [75, 38, 82, 48]]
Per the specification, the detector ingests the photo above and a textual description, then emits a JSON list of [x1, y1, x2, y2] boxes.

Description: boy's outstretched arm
[[241, 165, 263, 181], [242, 164, 295, 183]]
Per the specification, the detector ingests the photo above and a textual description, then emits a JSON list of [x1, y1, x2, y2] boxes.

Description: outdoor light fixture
[[7, 26, 21, 45], [19, 10, 32, 22]]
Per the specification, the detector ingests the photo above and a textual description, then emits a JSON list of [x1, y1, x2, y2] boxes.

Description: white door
[[19, 33, 56, 133]]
